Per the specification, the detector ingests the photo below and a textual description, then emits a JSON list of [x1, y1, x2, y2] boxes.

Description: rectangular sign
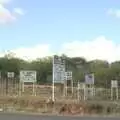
[[111, 80, 118, 88], [54, 68, 65, 83], [20, 70, 37, 83], [78, 82, 85, 89], [85, 73, 94, 84], [65, 71, 72, 76], [7, 72, 14, 78], [53, 55, 65, 83], [64, 71, 72, 80]]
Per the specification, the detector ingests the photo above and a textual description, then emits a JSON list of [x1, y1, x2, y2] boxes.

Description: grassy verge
[[0, 96, 119, 116]]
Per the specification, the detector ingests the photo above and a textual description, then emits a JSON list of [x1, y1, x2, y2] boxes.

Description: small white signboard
[[64, 71, 72, 80], [78, 82, 85, 89], [7, 72, 14, 78], [20, 70, 37, 83], [79, 82, 85, 89], [111, 80, 118, 88], [85, 73, 94, 84]]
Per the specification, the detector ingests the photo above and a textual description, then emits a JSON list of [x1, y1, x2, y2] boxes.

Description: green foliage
[[0, 54, 120, 86]]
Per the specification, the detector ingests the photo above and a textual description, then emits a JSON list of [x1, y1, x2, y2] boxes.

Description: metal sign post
[[7, 72, 15, 96], [77, 82, 86, 101], [64, 71, 73, 97], [52, 56, 55, 102], [20, 70, 37, 96], [111, 80, 118, 100], [52, 55, 65, 101], [63, 75, 67, 97], [0, 72, 2, 96], [0, 72, 3, 96], [77, 82, 80, 101], [85, 73, 95, 100], [22, 81, 24, 93], [33, 82, 37, 96], [19, 80, 21, 96]]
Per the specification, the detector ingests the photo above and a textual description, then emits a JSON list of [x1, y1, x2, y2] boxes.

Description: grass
[[0, 95, 119, 116], [0, 83, 119, 115]]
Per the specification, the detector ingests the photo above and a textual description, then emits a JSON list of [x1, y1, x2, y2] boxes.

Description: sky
[[0, 0, 120, 62]]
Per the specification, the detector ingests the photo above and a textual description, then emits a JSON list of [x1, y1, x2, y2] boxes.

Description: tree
[[0, 54, 119, 87]]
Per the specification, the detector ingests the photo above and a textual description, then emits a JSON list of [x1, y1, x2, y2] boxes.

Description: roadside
[[0, 96, 120, 117]]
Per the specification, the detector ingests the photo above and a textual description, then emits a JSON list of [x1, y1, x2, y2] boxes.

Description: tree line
[[0, 53, 120, 87]]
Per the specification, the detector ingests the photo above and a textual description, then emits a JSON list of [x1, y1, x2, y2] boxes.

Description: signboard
[[54, 72, 61, 83], [85, 73, 94, 84], [53, 55, 65, 83], [7, 72, 14, 78], [78, 82, 85, 89], [20, 70, 37, 83], [64, 71, 72, 80], [111, 80, 118, 88]]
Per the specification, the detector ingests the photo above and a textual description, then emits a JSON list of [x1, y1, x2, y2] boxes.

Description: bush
[[88, 104, 104, 113]]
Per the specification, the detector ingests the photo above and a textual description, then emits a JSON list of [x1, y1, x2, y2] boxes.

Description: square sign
[[78, 82, 85, 89], [20, 70, 37, 83], [7, 72, 14, 78], [85, 73, 94, 84], [111, 80, 118, 88], [64, 71, 72, 80]]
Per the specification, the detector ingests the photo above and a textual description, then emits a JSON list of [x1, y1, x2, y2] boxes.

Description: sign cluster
[[0, 71, 37, 83]]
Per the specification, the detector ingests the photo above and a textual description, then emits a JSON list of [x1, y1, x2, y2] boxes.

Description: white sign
[[111, 80, 118, 88], [54, 71, 61, 83], [85, 73, 94, 84], [53, 55, 65, 83], [78, 82, 85, 89], [61, 71, 65, 82], [20, 70, 37, 83], [64, 71, 72, 80], [7, 72, 14, 78]]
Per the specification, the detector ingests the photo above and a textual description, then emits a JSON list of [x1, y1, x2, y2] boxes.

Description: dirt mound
[[59, 102, 108, 115]]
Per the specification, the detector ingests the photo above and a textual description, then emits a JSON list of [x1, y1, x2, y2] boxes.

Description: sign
[[20, 70, 37, 82], [85, 73, 94, 84], [53, 55, 65, 83], [64, 71, 72, 80], [111, 80, 118, 88], [78, 82, 85, 89], [7, 72, 14, 78]]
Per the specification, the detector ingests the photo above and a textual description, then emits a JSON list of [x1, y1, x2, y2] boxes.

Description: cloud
[[13, 8, 25, 15], [60, 36, 120, 63], [0, 0, 11, 5], [107, 8, 120, 18], [0, 0, 24, 24], [8, 44, 53, 61], [0, 4, 16, 24], [0, 36, 120, 62]]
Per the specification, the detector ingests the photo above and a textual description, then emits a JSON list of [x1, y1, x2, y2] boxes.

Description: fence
[[0, 77, 119, 102]]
